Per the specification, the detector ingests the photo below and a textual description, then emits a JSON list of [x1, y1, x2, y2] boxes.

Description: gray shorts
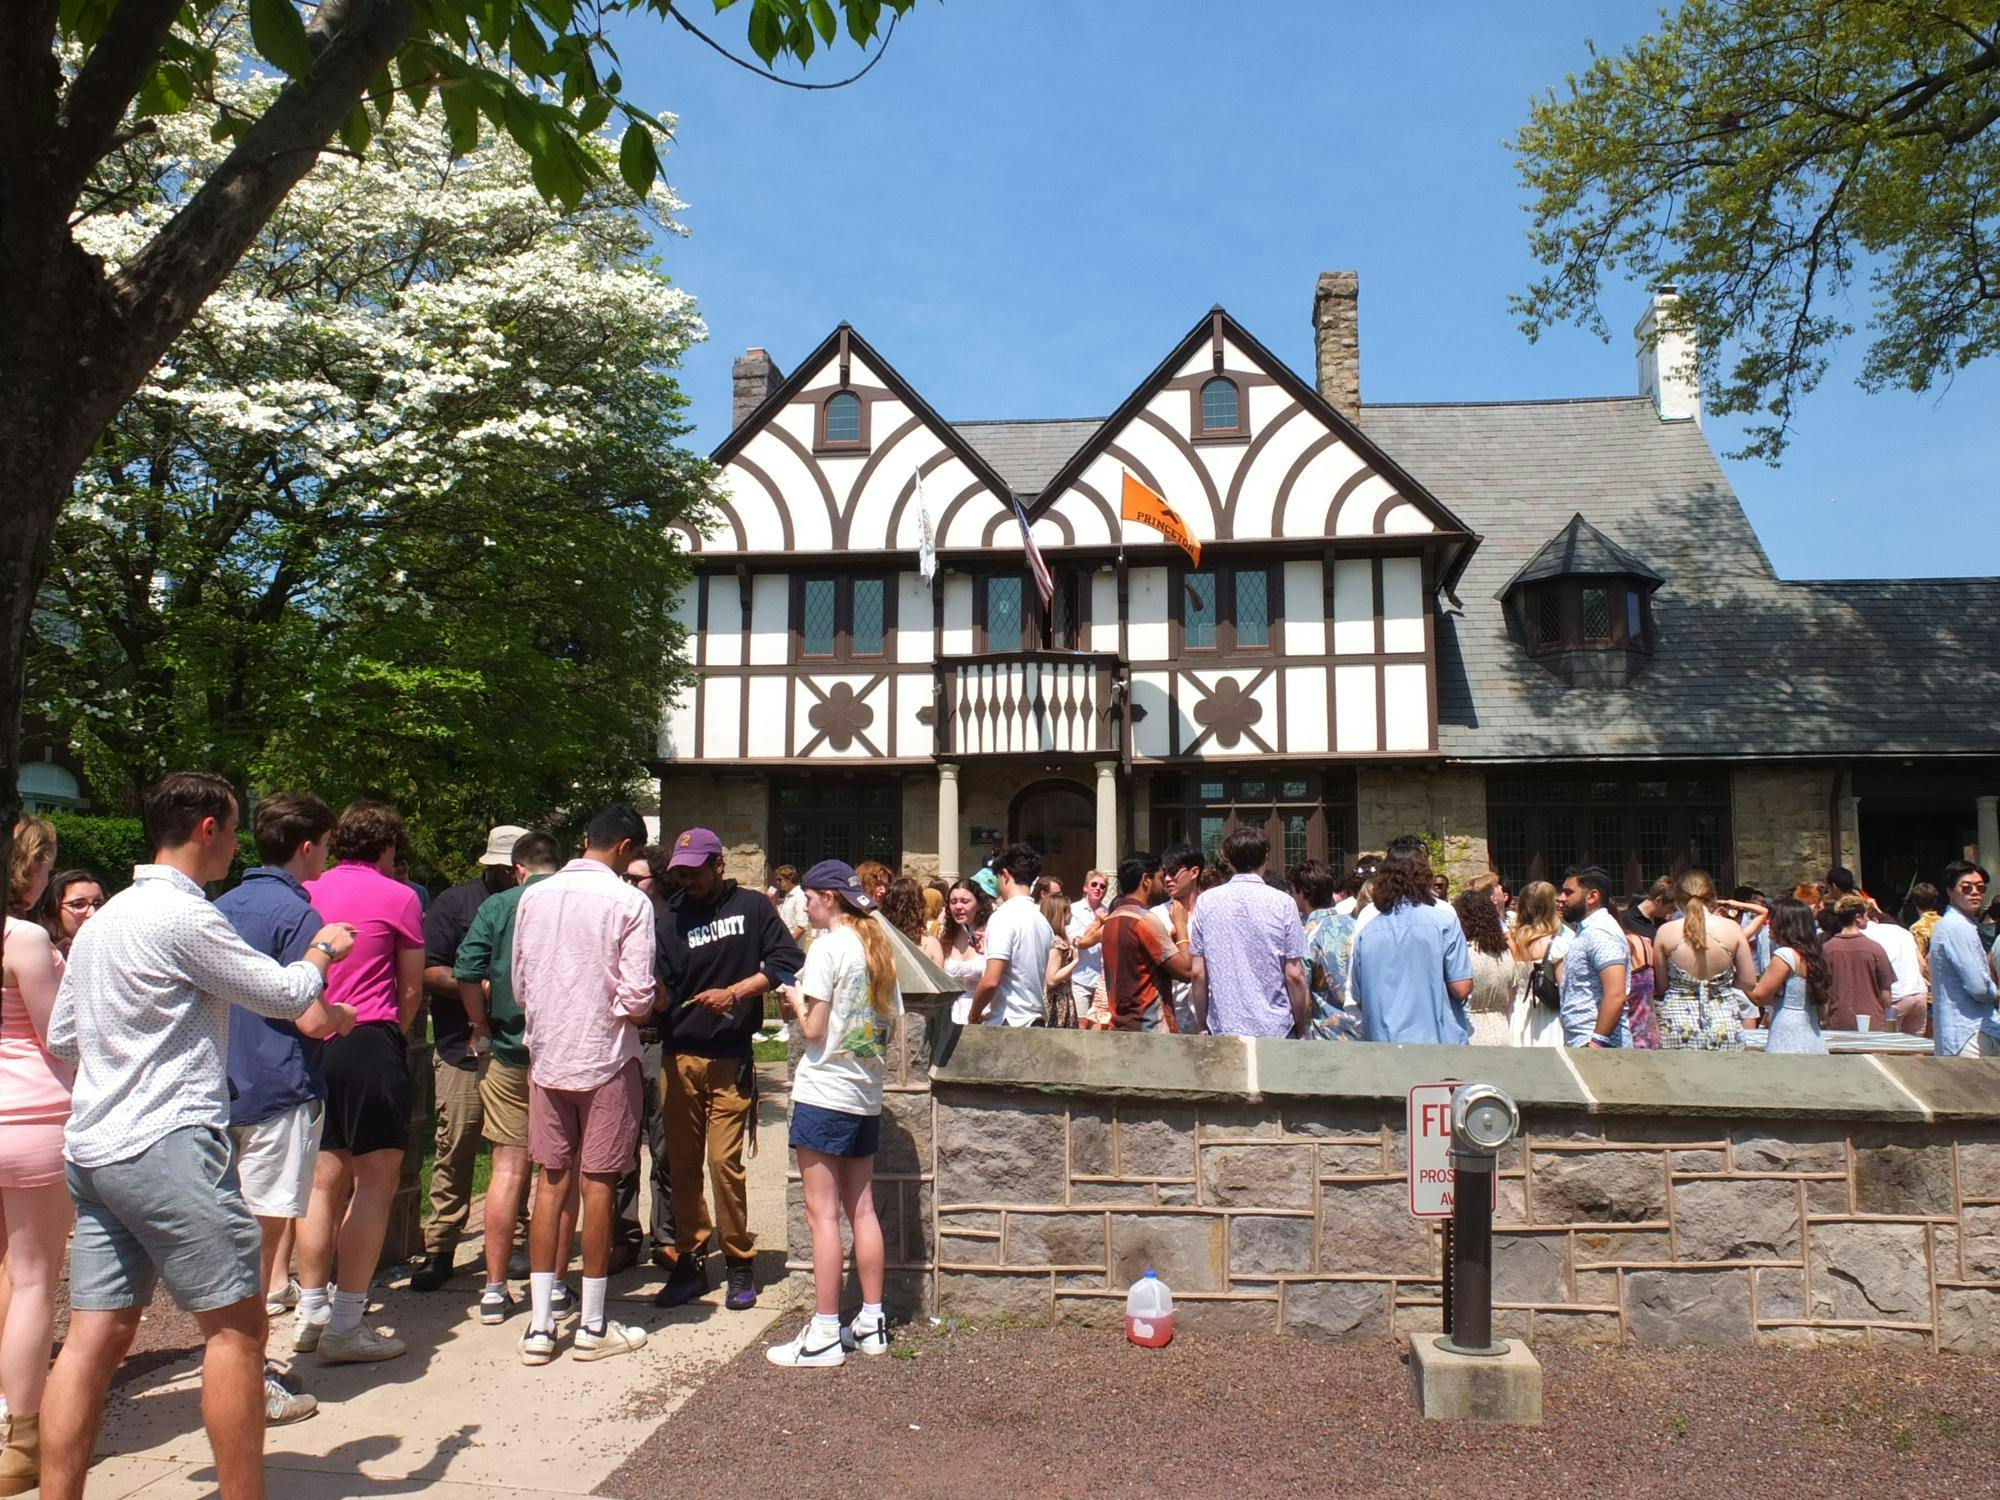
[[67, 1124, 262, 1313]]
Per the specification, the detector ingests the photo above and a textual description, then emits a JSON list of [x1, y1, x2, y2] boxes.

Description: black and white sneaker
[[478, 1285, 516, 1325], [766, 1320, 846, 1367], [841, 1315, 891, 1357], [548, 1280, 578, 1323]]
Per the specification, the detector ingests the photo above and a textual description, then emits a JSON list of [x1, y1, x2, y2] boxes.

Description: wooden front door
[[1010, 779, 1096, 899]]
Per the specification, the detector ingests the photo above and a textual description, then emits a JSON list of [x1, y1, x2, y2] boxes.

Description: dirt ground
[[597, 1324, 2000, 1499]]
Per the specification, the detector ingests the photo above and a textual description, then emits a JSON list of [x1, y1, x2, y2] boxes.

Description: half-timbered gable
[[659, 274, 2000, 906]]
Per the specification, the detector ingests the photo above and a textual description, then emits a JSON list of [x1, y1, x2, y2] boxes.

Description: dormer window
[[1500, 513, 1662, 688], [1199, 376, 1242, 436], [818, 390, 866, 450]]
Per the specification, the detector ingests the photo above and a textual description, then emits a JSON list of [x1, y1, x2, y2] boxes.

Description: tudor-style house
[[658, 272, 2000, 905]]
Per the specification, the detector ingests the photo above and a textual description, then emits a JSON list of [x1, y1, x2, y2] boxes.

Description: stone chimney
[[1635, 286, 1700, 425], [1312, 270, 1360, 424], [732, 347, 783, 429]]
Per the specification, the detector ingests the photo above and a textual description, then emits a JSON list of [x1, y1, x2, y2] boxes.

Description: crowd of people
[[834, 829, 1999, 1059], [4, 774, 2000, 1494]]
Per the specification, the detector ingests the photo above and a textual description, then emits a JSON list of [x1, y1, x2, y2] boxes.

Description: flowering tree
[[33, 36, 709, 872], [1, 0, 913, 872]]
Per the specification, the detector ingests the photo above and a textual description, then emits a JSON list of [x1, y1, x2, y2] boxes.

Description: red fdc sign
[[1407, 1081, 1497, 1219]]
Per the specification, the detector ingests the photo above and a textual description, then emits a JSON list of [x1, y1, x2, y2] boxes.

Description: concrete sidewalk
[[27, 1068, 799, 1499]]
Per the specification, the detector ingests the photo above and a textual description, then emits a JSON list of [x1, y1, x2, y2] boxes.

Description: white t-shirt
[[792, 925, 902, 1117], [979, 895, 1054, 1027], [1150, 902, 1197, 1033], [1068, 903, 1104, 995], [1864, 920, 1926, 1001], [777, 886, 808, 940]]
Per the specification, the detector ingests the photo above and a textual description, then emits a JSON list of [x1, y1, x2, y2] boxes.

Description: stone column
[[1838, 782, 1862, 878], [938, 763, 962, 881], [1094, 759, 1119, 875], [1978, 795, 1999, 878]]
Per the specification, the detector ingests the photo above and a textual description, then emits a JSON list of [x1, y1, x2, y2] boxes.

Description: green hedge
[[44, 811, 257, 893]]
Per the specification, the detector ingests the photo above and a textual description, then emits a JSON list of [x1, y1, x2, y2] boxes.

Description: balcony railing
[[935, 651, 1124, 758]]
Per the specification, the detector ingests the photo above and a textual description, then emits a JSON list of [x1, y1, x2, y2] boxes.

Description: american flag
[[1011, 496, 1054, 608]]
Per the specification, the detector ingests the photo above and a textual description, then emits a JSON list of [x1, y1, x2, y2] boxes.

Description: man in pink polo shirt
[[510, 803, 655, 1367]]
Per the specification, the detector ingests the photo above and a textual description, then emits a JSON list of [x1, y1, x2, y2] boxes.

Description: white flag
[[915, 470, 937, 585]]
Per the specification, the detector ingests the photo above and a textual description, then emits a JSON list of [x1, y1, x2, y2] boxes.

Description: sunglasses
[[1957, 881, 1988, 894], [623, 872, 653, 886]]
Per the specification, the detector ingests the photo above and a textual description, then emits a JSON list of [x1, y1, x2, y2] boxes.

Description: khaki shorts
[[478, 1057, 530, 1148]]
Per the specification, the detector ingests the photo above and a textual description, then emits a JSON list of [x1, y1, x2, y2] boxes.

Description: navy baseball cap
[[803, 858, 876, 911]]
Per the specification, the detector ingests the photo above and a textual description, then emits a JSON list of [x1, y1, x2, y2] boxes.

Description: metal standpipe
[[1438, 1147, 1500, 1356]]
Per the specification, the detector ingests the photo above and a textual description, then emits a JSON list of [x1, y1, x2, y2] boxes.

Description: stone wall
[[658, 768, 769, 883], [1356, 765, 1489, 889], [795, 1027, 2000, 1353], [1732, 764, 1837, 894]]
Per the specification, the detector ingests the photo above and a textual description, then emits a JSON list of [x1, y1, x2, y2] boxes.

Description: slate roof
[[952, 418, 1105, 497], [1359, 398, 2000, 760], [1501, 510, 1665, 593]]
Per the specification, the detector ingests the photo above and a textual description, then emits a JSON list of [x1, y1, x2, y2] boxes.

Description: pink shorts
[[528, 1058, 643, 1175], [0, 1120, 68, 1188]]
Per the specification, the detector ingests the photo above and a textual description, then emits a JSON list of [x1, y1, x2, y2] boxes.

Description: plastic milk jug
[[1125, 1270, 1174, 1347]]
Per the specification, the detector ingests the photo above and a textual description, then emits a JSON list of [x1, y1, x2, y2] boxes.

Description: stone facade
[[1731, 764, 1837, 894], [1356, 765, 1489, 889], [792, 1027, 2000, 1353], [658, 768, 770, 883]]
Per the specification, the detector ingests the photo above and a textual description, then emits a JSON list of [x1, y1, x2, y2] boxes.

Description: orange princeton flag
[[1119, 471, 1201, 564]]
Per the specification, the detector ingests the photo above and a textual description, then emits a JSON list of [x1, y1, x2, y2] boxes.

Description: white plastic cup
[[1855, 1015, 1872, 1034]]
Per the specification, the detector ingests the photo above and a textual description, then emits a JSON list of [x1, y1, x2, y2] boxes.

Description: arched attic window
[[819, 390, 865, 449], [1499, 512, 1663, 688], [1197, 375, 1245, 439]]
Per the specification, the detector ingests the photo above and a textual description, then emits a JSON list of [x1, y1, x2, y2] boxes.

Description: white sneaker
[[842, 1315, 891, 1357], [478, 1285, 517, 1325], [264, 1372, 318, 1425], [766, 1320, 846, 1367], [293, 1310, 329, 1354], [519, 1327, 558, 1366], [317, 1324, 406, 1364], [573, 1319, 647, 1362], [265, 1279, 300, 1316]]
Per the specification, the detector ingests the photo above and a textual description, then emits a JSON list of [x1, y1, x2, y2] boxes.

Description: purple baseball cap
[[666, 828, 723, 870], [803, 858, 876, 911]]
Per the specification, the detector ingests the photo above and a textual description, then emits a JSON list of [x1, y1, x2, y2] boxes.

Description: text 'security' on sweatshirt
[[655, 880, 804, 1058]]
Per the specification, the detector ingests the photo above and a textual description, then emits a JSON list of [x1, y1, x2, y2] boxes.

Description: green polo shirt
[[451, 873, 550, 1068]]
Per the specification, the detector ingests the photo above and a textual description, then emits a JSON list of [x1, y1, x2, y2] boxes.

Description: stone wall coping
[[930, 1027, 2000, 1121]]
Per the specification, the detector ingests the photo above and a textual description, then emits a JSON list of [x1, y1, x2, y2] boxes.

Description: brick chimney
[[732, 347, 783, 429], [1312, 271, 1360, 424], [1635, 286, 1700, 425]]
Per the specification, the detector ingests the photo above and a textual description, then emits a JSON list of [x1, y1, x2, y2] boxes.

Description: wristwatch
[[312, 940, 338, 959]]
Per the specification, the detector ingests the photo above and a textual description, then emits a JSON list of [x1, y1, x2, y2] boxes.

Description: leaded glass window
[[802, 578, 836, 657], [852, 578, 885, 656], [1200, 377, 1239, 433], [823, 391, 861, 443], [1235, 568, 1269, 648], [985, 576, 1023, 653], [1183, 570, 1217, 649]]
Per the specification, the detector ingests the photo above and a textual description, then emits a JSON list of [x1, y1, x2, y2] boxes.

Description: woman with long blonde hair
[[1505, 880, 1567, 1046], [1651, 869, 1757, 1050], [1, 816, 74, 1492], [771, 859, 904, 1368]]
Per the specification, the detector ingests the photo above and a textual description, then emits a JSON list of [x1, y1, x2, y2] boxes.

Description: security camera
[[1451, 1083, 1519, 1153]]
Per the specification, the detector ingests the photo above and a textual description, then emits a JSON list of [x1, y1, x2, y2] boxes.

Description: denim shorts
[[67, 1123, 262, 1313], [789, 1101, 881, 1158]]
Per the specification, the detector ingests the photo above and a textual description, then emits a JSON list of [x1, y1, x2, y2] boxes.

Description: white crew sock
[[529, 1271, 555, 1333], [858, 1302, 884, 1324], [581, 1275, 609, 1334], [483, 1280, 507, 1297], [810, 1313, 841, 1342], [328, 1288, 366, 1335], [298, 1285, 330, 1322]]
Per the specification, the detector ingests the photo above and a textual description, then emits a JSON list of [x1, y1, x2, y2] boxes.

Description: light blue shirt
[[1930, 907, 1998, 1055], [1350, 900, 1471, 1045], [1561, 907, 1630, 1047]]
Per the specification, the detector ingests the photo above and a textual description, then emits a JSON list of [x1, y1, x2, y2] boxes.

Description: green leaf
[[747, 0, 783, 63], [846, 0, 880, 46], [511, 14, 549, 72], [785, 13, 814, 62], [807, 0, 835, 43], [135, 63, 193, 119], [618, 121, 659, 198], [247, 0, 314, 79], [371, 64, 395, 124], [576, 94, 613, 134], [339, 100, 374, 154], [439, 81, 481, 156]]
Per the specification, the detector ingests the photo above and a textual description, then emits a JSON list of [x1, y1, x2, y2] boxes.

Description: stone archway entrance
[[1009, 779, 1095, 898]]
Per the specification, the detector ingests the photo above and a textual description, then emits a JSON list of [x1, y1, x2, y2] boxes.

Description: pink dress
[[0, 916, 74, 1187]]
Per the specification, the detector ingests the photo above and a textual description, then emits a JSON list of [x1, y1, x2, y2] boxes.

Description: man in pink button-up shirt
[[509, 804, 656, 1367]]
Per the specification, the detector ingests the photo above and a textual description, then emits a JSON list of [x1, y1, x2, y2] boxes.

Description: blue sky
[[608, 1, 1999, 580]]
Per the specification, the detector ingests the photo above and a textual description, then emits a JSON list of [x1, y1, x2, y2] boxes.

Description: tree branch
[[50, 0, 186, 206], [107, 0, 415, 367]]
